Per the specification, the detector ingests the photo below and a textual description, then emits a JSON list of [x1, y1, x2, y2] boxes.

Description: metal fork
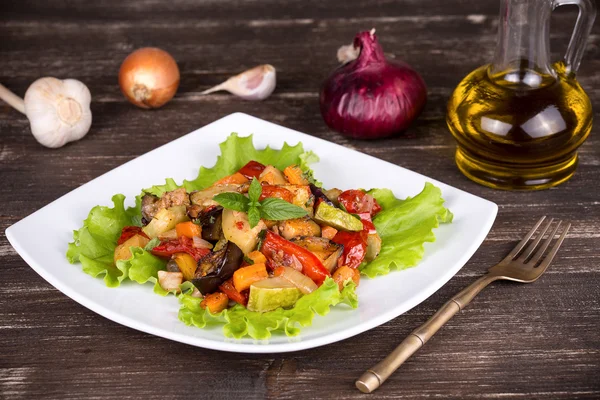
[[356, 216, 570, 394]]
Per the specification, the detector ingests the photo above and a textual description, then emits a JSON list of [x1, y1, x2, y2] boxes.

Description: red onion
[[320, 30, 427, 139]]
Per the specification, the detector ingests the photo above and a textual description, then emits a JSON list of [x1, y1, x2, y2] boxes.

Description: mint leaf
[[248, 177, 262, 203], [248, 207, 261, 228], [213, 192, 249, 212], [260, 198, 308, 220]]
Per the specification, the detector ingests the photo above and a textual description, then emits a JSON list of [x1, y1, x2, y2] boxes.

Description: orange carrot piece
[[175, 221, 202, 239], [200, 292, 229, 313], [215, 172, 249, 185], [247, 250, 267, 265], [283, 165, 308, 185], [233, 263, 269, 292]]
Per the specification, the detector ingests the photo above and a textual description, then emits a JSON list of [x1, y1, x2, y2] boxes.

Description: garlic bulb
[[200, 64, 276, 100], [25, 78, 92, 148], [0, 77, 92, 148]]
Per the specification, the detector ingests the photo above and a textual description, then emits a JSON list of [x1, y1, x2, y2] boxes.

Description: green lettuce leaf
[[178, 277, 357, 340], [66, 132, 452, 339], [183, 133, 307, 191], [360, 182, 453, 278], [116, 247, 166, 285], [141, 177, 181, 198], [67, 133, 316, 289], [66, 194, 142, 287], [299, 150, 321, 186]]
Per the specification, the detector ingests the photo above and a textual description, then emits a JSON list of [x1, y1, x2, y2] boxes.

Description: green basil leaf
[[248, 177, 262, 203], [259, 198, 308, 220], [213, 192, 249, 212], [248, 207, 261, 228]]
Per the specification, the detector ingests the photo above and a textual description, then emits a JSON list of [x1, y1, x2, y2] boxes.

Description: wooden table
[[1, 1, 598, 398]]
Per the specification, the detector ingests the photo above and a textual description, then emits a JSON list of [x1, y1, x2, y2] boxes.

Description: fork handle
[[356, 274, 498, 394]]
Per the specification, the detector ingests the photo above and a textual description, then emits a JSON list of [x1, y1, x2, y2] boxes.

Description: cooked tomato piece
[[338, 190, 382, 216], [331, 231, 367, 269], [117, 226, 149, 245], [238, 160, 266, 179]]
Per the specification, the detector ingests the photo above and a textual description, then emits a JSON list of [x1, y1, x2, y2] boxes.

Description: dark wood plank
[[0, 0, 599, 399]]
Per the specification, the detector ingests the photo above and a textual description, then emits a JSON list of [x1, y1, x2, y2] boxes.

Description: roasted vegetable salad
[[67, 133, 452, 339]]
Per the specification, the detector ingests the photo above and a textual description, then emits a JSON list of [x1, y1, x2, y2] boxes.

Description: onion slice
[[192, 235, 213, 249], [274, 266, 318, 294], [157, 271, 183, 292]]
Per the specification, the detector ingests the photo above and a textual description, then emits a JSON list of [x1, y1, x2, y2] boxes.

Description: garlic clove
[[24, 77, 92, 148], [200, 64, 276, 101], [337, 29, 383, 64], [337, 44, 360, 64]]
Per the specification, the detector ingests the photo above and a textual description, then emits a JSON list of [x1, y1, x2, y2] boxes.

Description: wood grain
[[1, 0, 599, 399]]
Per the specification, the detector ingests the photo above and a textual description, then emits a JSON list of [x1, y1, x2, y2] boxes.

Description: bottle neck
[[489, 0, 555, 88]]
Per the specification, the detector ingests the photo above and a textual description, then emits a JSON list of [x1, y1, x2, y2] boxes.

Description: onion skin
[[119, 47, 180, 109], [320, 31, 427, 139]]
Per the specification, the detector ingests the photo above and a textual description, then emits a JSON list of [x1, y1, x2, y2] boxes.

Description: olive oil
[[447, 62, 592, 190], [446, 0, 595, 190]]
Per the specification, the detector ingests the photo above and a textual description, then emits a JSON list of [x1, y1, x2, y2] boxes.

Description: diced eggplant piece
[[166, 259, 180, 272], [187, 204, 203, 219], [323, 188, 342, 207], [198, 206, 223, 241], [323, 246, 344, 272], [278, 217, 321, 240], [142, 188, 191, 222], [365, 232, 382, 262], [141, 194, 159, 223], [289, 236, 343, 272], [191, 241, 244, 294], [310, 184, 334, 206]]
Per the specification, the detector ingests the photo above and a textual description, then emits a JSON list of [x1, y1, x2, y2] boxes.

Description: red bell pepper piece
[[332, 231, 367, 269], [219, 279, 248, 306], [117, 226, 149, 245], [238, 160, 266, 179], [338, 189, 382, 217], [151, 236, 210, 261], [357, 213, 377, 234], [260, 231, 330, 285]]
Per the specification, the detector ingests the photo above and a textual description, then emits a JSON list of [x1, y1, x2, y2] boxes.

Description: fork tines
[[505, 216, 571, 267]]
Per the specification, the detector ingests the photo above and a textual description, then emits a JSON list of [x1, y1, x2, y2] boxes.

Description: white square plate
[[6, 113, 497, 353]]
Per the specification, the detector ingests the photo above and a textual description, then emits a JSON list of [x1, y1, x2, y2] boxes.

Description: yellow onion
[[118, 47, 180, 109]]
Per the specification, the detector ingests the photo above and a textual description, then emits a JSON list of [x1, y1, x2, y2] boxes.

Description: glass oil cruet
[[447, 0, 596, 190]]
